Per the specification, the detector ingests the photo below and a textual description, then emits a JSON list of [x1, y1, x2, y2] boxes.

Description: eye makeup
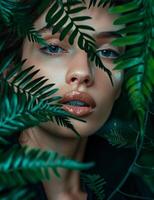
[[35, 34, 71, 56]]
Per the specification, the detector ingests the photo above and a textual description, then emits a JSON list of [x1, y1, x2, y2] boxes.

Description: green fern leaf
[[69, 6, 86, 14], [112, 35, 144, 46], [11, 66, 35, 84], [46, 2, 59, 23], [98, 119, 137, 148], [72, 16, 92, 21], [0, 145, 94, 187], [68, 28, 78, 44], [0, 61, 86, 139], [5, 60, 26, 80], [115, 57, 143, 70], [52, 15, 69, 35], [114, 11, 144, 25], [0, 0, 15, 23], [88, 0, 97, 7], [45, 0, 113, 82], [48, 8, 64, 26], [109, 0, 141, 13], [0, 54, 15, 76], [0, 186, 35, 200], [59, 22, 74, 41], [81, 173, 106, 200], [110, 0, 154, 131]]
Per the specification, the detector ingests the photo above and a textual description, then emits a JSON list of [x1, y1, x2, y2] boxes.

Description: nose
[[66, 50, 94, 87]]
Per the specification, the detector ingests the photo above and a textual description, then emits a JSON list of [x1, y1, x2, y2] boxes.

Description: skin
[[20, 2, 124, 200]]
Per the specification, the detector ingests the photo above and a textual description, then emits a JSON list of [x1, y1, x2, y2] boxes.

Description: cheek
[[112, 70, 124, 86], [94, 68, 123, 118], [96, 68, 123, 99], [22, 43, 68, 85]]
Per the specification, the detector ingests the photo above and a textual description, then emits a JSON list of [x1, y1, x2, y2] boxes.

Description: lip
[[60, 91, 96, 117]]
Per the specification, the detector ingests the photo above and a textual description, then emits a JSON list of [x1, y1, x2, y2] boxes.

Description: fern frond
[[81, 173, 106, 200], [98, 119, 137, 148], [0, 81, 83, 138], [0, 0, 16, 23], [11, 16, 46, 45], [140, 175, 154, 194], [109, 0, 154, 131], [0, 1, 46, 45], [94, 0, 113, 8], [45, 0, 113, 83], [0, 186, 35, 200], [0, 145, 94, 187], [0, 0, 31, 25], [0, 61, 86, 139], [0, 54, 15, 76]]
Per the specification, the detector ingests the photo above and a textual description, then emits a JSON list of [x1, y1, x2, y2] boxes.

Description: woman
[[20, 0, 125, 199], [1, 0, 154, 199]]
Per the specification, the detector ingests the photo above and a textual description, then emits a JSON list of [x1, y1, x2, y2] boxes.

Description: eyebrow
[[94, 31, 122, 38], [38, 25, 122, 38]]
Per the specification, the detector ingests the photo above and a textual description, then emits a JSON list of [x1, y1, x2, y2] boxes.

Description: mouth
[[60, 91, 96, 117]]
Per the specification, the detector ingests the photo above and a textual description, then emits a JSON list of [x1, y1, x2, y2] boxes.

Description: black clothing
[[31, 135, 154, 200]]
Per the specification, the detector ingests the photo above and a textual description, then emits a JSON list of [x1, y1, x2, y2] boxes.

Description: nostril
[[71, 77, 77, 82], [85, 78, 89, 84]]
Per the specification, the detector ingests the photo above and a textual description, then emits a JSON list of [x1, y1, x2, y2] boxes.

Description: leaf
[[6, 59, 26, 81], [27, 27, 46, 45], [22, 76, 46, 91], [28, 78, 48, 93], [114, 11, 144, 25], [45, 1, 59, 23], [33, 83, 55, 96], [0, 54, 15, 75], [0, 145, 94, 187], [36, 0, 52, 15], [118, 22, 144, 35], [60, 22, 73, 41], [77, 25, 95, 31], [149, 39, 154, 51], [12, 66, 35, 84], [0, 40, 6, 51], [52, 14, 68, 35], [72, 16, 92, 21], [0, 63, 86, 138], [109, 0, 141, 14], [81, 173, 106, 200], [17, 69, 40, 88], [98, 0, 112, 7], [69, 6, 86, 14], [88, 0, 97, 8], [68, 29, 78, 45], [114, 57, 143, 70], [0, 186, 35, 200], [49, 8, 64, 26], [98, 119, 137, 148], [112, 35, 144, 46], [82, 32, 95, 42]]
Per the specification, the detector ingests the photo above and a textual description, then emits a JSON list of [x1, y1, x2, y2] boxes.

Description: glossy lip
[[60, 91, 96, 117]]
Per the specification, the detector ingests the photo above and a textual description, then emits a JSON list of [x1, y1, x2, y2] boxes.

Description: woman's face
[[22, 2, 124, 138]]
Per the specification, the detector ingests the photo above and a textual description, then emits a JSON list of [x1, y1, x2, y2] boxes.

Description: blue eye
[[97, 49, 120, 59], [40, 44, 66, 55]]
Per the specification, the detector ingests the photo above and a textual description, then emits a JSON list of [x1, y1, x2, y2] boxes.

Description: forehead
[[34, 3, 122, 34]]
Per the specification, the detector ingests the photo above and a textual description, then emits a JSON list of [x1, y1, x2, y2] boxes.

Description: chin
[[39, 117, 105, 138]]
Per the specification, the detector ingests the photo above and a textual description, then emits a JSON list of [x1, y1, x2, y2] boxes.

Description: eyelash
[[96, 49, 120, 59], [39, 43, 120, 59], [40, 43, 67, 56]]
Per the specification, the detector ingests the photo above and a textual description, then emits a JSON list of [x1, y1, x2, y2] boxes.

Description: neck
[[20, 126, 88, 200]]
